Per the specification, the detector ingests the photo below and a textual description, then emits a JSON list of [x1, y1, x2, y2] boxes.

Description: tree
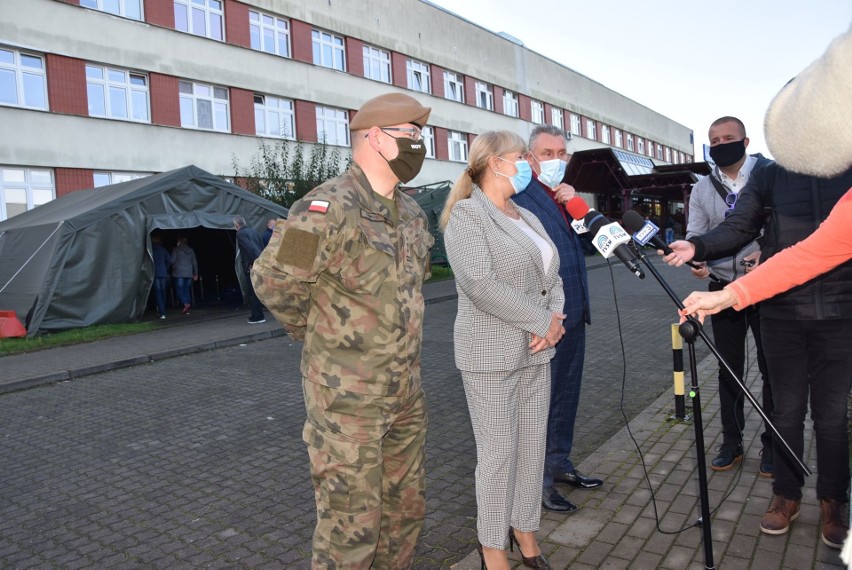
[[233, 139, 351, 208]]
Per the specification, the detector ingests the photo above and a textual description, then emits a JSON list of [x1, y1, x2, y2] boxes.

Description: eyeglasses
[[380, 127, 423, 142], [724, 192, 738, 218]]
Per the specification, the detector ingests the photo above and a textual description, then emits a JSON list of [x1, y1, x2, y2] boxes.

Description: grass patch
[[0, 322, 158, 357]]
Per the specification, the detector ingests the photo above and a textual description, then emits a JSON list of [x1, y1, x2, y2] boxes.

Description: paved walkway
[[0, 264, 847, 568]]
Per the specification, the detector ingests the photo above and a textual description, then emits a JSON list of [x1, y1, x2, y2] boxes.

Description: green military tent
[[410, 180, 451, 265], [0, 165, 287, 336]]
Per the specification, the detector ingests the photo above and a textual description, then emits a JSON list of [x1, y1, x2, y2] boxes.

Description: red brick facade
[[430, 65, 445, 99], [290, 20, 313, 64], [434, 127, 449, 161], [46, 55, 87, 116], [149, 73, 181, 127], [224, 0, 250, 48], [145, 0, 175, 28], [463, 76, 476, 108], [230, 88, 255, 135], [518, 94, 532, 122], [391, 52, 407, 89], [294, 100, 317, 142], [345, 38, 365, 78], [492, 85, 504, 115], [55, 168, 94, 196]]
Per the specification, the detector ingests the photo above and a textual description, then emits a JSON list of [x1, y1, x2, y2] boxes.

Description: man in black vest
[[665, 162, 852, 546]]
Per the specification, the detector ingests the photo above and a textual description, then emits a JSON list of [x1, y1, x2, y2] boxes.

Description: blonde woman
[[441, 131, 565, 570]]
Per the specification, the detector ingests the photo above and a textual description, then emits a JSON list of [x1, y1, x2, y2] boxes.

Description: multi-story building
[[0, 0, 694, 222]]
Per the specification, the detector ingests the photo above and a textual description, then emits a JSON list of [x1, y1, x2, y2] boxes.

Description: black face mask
[[383, 137, 427, 183], [709, 139, 746, 167]]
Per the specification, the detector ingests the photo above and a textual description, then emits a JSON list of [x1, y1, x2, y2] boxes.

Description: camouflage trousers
[[302, 378, 427, 569]]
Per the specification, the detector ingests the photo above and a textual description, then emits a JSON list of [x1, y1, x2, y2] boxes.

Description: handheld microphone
[[565, 197, 645, 279], [621, 210, 722, 284]]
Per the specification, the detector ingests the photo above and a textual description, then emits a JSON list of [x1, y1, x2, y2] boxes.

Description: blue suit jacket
[[512, 178, 591, 327]]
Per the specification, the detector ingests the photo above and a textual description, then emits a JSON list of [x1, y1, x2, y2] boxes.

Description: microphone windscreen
[[621, 210, 646, 233], [565, 196, 590, 221]]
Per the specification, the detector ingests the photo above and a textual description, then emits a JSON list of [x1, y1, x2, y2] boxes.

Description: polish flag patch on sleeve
[[307, 200, 330, 213]]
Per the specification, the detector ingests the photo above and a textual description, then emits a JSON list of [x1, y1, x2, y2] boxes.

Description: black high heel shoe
[[509, 528, 551, 569]]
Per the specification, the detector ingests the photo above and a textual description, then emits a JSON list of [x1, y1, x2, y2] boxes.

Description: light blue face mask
[[495, 157, 532, 194], [535, 158, 568, 188]]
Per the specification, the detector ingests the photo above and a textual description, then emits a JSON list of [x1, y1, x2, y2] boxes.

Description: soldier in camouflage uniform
[[252, 92, 434, 569]]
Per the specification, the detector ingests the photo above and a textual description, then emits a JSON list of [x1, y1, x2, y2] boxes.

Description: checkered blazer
[[444, 187, 565, 373]]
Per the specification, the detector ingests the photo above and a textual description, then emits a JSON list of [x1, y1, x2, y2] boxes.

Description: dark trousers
[[759, 316, 852, 501], [243, 269, 265, 320], [542, 323, 586, 489], [153, 276, 168, 315], [708, 281, 772, 449]]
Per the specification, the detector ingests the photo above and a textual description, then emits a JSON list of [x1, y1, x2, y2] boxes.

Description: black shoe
[[541, 488, 577, 512], [554, 469, 603, 489], [710, 442, 743, 471], [509, 528, 551, 569], [247, 317, 266, 324]]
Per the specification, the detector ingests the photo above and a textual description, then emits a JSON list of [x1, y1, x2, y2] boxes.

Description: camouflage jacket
[[251, 163, 435, 397]]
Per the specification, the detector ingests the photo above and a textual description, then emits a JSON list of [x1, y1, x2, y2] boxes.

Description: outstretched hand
[[678, 289, 738, 324], [659, 240, 696, 267]]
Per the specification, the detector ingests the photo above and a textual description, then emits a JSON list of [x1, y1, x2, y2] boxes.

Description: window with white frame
[[665, 147, 671, 163], [570, 114, 581, 137], [406, 59, 430, 93], [0, 48, 47, 110], [316, 106, 349, 146], [531, 100, 545, 125], [80, 0, 142, 19], [448, 131, 468, 162], [586, 119, 596, 141], [503, 90, 519, 117], [626, 133, 634, 152], [648, 141, 655, 157], [551, 108, 564, 131], [249, 10, 290, 57], [601, 125, 610, 145], [174, 0, 224, 41], [254, 94, 295, 139], [475, 82, 493, 111], [421, 126, 435, 159], [93, 171, 150, 187], [656, 143, 663, 159], [0, 167, 54, 221], [443, 71, 464, 103], [637, 137, 645, 155], [179, 80, 229, 132], [86, 64, 149, 122], [614, 129, 623, 148], [312, 29, 345, 71], [363, 45, 391, 83]]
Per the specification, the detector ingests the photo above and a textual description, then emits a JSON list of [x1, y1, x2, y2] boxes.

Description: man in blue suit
[[513, 125, 602, 512]]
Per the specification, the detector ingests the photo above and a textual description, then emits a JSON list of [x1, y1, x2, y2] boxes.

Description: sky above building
[[426, 0, 852, 160]]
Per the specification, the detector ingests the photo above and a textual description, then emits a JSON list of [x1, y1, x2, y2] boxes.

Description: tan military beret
[[349, 92, 431, 131], [764, 23, 852, 177]]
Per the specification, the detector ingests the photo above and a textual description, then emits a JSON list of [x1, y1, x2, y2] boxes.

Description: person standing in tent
[[172, 236, 198, 314], [151, 234, 173, 319], [233, 215, 266, 324]]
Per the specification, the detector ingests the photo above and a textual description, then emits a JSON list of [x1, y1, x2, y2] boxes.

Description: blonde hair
[[439, 130, 526, 229]]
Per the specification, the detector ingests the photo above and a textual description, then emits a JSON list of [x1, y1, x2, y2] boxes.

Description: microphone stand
[[631, 247, 810, 570]]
